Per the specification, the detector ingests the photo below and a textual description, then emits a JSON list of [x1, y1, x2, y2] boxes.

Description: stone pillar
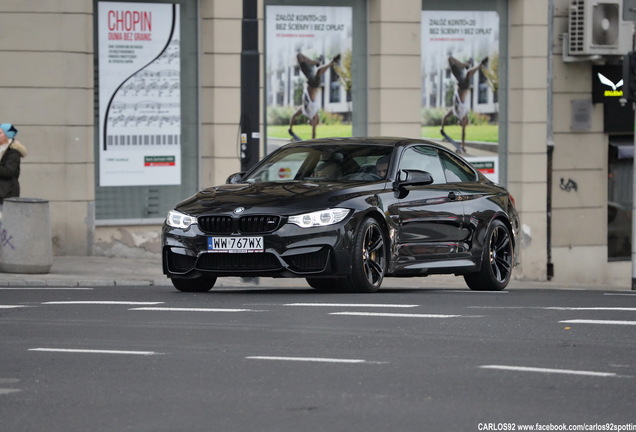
[[507, 0, 549, 280]]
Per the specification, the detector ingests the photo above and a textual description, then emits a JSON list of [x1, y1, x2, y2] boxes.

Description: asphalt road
[[1, 284, 635, 432]]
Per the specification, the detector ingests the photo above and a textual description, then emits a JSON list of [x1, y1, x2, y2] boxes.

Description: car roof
[[282, 136, 446, 150]]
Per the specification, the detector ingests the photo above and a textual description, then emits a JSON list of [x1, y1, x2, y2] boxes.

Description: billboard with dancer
[[265, 5, 352, 151], [421, 10, 499, 155]]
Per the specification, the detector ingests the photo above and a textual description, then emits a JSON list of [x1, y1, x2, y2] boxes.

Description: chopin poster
[[265, 5, 352, 153], [421, 11, 499, 158], [98, 2, 181, 187]]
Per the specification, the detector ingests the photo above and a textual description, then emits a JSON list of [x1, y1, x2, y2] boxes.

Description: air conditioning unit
[[568, 0, 633, 56]]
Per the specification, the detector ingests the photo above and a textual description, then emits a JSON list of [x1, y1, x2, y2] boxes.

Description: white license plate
[[207, 236, 264, 253]]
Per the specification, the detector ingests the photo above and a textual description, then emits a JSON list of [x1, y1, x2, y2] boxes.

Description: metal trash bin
[[0, 198, 53, 274]]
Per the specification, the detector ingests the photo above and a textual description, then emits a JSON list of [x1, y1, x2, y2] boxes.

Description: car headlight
[[166, 210, 197, 229], [288, 208, 351, 228]]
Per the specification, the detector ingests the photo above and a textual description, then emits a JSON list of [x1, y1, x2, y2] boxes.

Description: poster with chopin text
[[98, 2, 181, 187]]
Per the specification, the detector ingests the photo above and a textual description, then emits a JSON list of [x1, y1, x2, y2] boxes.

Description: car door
[[437, 149, 500, 248], [393, 145, 466, 261]]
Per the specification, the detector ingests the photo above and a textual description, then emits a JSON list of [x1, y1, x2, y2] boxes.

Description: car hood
[[175, 181, 384, 216]]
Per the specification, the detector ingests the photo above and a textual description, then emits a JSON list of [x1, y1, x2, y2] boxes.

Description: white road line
[[330, 312, 462, 318], [285, 303, 419, 308], [29, 348, 161, 356], [246, 356, 370, 364], [560, 319, 636, 326], [448, 290, 509, 294], [0, 305, 27, 309], [130, 307, 254, 312], [480, 365, 619, 377], [43, 301, 164, 305], [0, 389, 21, 395], [0, 287, 93, 290], [470, 306, 636, 311], [546, 307, 636, 311]]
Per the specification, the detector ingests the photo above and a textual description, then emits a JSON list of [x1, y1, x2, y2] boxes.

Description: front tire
[[171, 277, 217, 292], [340, 217, 387, 293], [464, 219, 513, 291]]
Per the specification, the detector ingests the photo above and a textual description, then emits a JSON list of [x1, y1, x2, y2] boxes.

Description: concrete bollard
[[0, 198, 53, 274]]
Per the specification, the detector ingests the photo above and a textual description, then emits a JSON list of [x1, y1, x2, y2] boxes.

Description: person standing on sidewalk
[[0, 123, 28, 216]]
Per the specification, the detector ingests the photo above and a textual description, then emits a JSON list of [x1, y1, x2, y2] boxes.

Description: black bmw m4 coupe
[[162, 137, 519, 293]]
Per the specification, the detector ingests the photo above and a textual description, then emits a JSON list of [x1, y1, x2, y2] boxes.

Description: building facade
[[0, 0, 631, 287]]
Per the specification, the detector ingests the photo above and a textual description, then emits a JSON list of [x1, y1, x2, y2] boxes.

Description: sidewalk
[[0, 255, 631, 291]]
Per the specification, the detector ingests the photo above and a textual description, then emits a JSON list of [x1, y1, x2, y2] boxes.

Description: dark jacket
[[0, 140, 28, 203]]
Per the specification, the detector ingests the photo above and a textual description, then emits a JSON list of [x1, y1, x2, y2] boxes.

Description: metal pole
[[632, 101, 636, 290], [623, 3, 636, 288], [240, 0, 260, 172]]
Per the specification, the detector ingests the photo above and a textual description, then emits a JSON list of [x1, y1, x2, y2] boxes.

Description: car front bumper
[[162, 221, 356, 280]]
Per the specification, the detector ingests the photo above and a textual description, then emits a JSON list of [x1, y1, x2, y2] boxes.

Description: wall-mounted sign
[[98, 2, 182, 187], [265, 5, 353, 153], [465, 156, 498, 183], [571, 99, 592, 131], [592, 64, 624, 103]]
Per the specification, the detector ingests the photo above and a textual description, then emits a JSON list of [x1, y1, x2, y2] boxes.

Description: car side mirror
[[226, 172, 245, 184], [393, 169, 434, 188], [393, 170, 434, 198]]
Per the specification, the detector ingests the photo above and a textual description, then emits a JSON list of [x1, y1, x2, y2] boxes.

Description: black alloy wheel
[[464, 219, 513, 291], [341, 217, 387, 293]]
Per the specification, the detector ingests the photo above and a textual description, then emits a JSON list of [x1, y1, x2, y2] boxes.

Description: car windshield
[[243, 144, 393, 183]]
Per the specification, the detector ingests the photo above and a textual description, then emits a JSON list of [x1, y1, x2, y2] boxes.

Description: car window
[[243, 145, 393, 183], [399, 146, 446, 184], [438, 151, 477, 183], [247, 150, 310, 182]]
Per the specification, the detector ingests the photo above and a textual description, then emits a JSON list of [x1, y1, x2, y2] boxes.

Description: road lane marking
[[130, 307, 255, 312], [0, 378, 21, 394], [0, 305, 27, 309], [329, 312, 462, 318], [469, 306, 636, 311], [480, 365, 619, 377], [560, 319, 636, 326], [448, 290, 509, 294], [246, 356, 383, 364], [546, 307, 636, 311], [29, 348, 161, 356], [43, 301, 164, 305], [285, 303, 419, 308], [0, 287, 93, 290]]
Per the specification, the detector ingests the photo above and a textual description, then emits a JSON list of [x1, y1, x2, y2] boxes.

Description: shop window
[[264, 0, 368, 148], [608, 140, 632, 260], [94, 0, 199, 222]]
